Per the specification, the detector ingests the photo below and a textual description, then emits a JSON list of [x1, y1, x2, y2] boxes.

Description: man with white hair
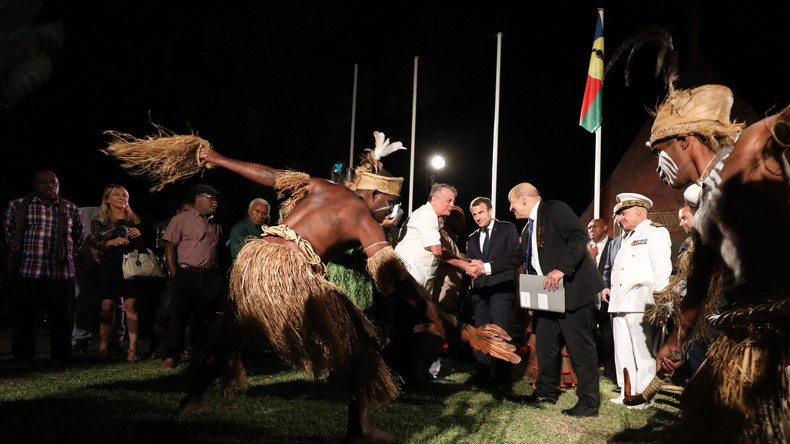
[[229, 198, 270, 261], [602, 193, 671, 408]]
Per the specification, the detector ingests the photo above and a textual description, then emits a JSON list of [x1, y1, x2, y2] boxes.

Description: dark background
[[2, 0, 789, 236]]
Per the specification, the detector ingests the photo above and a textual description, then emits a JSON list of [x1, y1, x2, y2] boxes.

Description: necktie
[[482, 228, 491, 256], [525, 218, 534, 273]]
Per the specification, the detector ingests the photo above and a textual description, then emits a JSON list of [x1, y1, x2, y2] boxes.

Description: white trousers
[[612, 312, 660, 395]]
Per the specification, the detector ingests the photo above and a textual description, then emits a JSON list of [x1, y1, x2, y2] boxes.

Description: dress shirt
[[162, 207, 222, 269], [3, 195, 83, 279]]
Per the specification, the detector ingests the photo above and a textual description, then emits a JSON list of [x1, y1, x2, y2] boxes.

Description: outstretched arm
[[199, 147, 278, 187]]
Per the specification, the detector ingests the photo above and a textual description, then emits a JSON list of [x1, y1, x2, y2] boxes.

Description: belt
[[178, 264, 217, 272]]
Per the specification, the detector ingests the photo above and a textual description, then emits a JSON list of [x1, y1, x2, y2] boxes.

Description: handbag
[[122, 248, 165, 280]]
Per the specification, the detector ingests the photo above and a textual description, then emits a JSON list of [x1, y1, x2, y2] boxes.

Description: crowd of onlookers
[[0, 167, 700, 411], [0, 171, 271, 367]]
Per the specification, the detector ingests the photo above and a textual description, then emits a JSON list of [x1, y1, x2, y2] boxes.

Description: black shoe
[[562, 403, 599, 417], [520, 393, 558, 405], [73, 339, 90, 353], [430, 375, 453, 384], [611, 387, 622, 394]]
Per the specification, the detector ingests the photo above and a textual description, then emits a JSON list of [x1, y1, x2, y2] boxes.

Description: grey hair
[[429, 183, 457, 199], [248, 198, 270, 210]]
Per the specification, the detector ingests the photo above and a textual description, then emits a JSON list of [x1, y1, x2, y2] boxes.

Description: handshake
[[462, 259, 486, 278]]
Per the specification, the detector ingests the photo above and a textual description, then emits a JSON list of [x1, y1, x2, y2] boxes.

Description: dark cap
[[189, 184, 222, 200]]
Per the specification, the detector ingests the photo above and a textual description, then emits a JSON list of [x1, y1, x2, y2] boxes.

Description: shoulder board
[[650, 222, 664, 227]]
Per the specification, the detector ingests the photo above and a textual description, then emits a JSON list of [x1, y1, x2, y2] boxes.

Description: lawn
[[0, 331, 681, 444]]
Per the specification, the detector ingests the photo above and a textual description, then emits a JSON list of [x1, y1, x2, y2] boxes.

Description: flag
[[579, 9, 604, 133]]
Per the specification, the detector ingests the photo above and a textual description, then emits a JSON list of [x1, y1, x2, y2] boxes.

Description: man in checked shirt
[[4, 170, 84, 360]]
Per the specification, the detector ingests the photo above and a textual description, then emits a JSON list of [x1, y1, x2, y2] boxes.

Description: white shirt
[[395, 202, 441, 291], [528, 201, 543, 275], [590, 237, 608, 265], [478, 219, 496, 251]]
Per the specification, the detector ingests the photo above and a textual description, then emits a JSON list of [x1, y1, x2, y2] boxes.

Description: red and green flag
[[579, 10, 604, 133]]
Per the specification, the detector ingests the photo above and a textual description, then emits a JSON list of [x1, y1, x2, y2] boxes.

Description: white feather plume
[[372, 131, 406, 160]]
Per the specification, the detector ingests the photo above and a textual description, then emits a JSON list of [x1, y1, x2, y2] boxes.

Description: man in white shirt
[[394, 183, 474, 385], [395, 183, 473, 291], [602, 193, 672, 408]]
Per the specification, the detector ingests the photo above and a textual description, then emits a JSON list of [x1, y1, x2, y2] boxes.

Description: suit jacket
[[602, 234, 622, 288], [595, 236, 612, 275], [490, 200, 605, 311], [466, 219, 519, 290]]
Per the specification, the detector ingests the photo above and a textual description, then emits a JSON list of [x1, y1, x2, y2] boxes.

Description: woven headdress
[[350, 131, 405, 197], [648, 85, 744, 146]]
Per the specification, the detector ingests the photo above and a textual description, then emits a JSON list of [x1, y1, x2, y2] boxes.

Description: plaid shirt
[[3, 195, 84, 279]]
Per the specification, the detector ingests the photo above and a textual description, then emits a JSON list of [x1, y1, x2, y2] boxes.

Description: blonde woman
[[89, 184, 148, 362]]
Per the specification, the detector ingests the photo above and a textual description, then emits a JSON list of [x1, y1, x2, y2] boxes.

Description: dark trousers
[[11, 277, 74, 359], [595, 300, 616, 380], [471, 283, 515, 376], [164, 269, 223, 360], [534, 304, 600, 407]]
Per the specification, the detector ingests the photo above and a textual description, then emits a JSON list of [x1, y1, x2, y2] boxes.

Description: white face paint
[[657, 150, 680, 186]]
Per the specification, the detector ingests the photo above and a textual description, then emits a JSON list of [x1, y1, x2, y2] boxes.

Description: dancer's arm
[[199, 147, 278, 187]]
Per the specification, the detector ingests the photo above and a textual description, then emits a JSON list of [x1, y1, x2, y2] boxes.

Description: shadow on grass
[[0, 394, 337, 443]]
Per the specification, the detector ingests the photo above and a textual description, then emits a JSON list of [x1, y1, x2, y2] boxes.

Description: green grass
[[0, 335, 681, 443]]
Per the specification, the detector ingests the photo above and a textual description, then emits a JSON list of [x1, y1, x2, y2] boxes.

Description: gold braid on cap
[[350, 131, 405, 197]]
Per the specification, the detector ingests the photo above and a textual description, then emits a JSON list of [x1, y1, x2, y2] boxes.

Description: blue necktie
[[525, 218, 534, 273], [482, 228, 491, 256]]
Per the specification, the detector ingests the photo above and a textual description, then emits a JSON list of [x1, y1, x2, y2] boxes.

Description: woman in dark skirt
[[90, 184, 149, 362]]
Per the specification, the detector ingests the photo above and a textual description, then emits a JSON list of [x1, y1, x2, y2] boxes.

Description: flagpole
[[491, 32, 503, 214], [579, 8, 604, 219], [349, 63, 358, 167], [408, 56, 419, 215], [594, 127, 601, 219], [594, 10, 603, 220]]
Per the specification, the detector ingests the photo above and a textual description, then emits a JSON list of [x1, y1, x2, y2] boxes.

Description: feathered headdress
[[604, 25, 679, 94], [350, 131, 406, 196]]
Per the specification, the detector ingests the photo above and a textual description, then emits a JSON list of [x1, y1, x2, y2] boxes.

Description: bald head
[[507, 182, 541, 220]]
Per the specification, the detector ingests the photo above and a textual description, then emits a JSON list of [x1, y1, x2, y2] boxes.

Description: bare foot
[[344, 426, 399, 444]]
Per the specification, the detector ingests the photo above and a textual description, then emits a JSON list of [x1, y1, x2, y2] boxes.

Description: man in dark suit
[[466, 197, 520, 386], [587, 218, 616, 383], [470, 182, 604, 417]]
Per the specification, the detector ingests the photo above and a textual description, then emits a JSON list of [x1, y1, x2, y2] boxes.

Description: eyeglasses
[[198, 193, 219, 201]]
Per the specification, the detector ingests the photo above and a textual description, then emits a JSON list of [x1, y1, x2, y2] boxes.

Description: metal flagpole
[[594, 10, 603, 219], [491, 32, 503, 214], [408, 56, 418, 215], [594, 127, 601, 219], [349, 63, 358, 167]]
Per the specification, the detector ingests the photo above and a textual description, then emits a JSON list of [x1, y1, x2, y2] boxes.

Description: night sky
[[2, 0, 789, 237]]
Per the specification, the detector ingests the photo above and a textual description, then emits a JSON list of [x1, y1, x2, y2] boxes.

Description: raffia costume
[[648, 85, 790, 443]]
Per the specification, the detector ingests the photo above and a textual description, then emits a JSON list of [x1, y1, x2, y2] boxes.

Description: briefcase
[[519, 274, 565, 313]]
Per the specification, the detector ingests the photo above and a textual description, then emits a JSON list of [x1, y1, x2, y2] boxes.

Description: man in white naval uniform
[[602, 193, 672, 408]]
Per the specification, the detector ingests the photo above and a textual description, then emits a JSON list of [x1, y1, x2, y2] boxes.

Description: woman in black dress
[[90, 184, 148, 362]]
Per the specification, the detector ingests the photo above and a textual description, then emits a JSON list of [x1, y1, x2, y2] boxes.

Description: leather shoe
[[562, 403, 599, 418], [520, 393, 558, 405]]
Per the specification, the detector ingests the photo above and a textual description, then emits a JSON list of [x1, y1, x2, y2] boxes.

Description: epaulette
[[650, 222, 664, 227]]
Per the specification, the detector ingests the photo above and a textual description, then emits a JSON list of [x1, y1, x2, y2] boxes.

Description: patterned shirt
[[3, 195, 84, 279], [162, 208, 222, 269]]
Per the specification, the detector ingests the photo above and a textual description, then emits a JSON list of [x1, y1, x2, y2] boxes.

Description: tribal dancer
[[104, 130, 520, 443], [646, 84, 790, 442]]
